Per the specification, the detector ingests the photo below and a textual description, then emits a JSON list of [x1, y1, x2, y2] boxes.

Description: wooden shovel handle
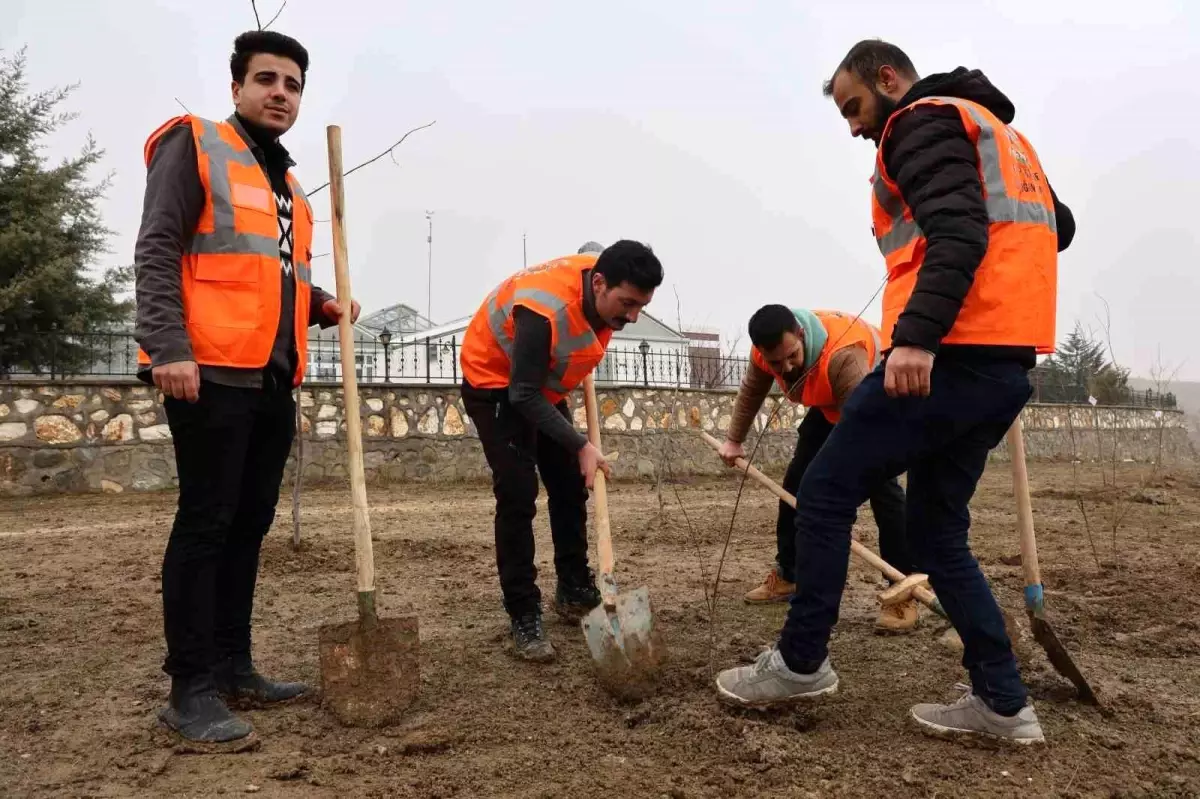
[[327, 125, 375, 609], [1006, 417, 1042, 590], [698, 431, 940, 609], [582, 376, 616, 607]]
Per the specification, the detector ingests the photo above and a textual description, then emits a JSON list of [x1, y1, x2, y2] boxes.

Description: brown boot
[[875, 599, 919, 634], [743, 569, 796, 604]]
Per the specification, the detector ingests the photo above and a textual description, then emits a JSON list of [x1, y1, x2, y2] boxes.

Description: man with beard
[[714, 40, 1075, 746], [718, 305, 918, 634], [460, 240, 663, 661]]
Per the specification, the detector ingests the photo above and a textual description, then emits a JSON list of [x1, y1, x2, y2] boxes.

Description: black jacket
[[882, 67, 1075, 363]]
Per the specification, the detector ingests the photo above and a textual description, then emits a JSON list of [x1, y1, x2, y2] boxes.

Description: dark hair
[[593, 240, 663, 292], [230, 31, 310, 89], [822, 39, 917, 97], [748, 304, 799, 351]]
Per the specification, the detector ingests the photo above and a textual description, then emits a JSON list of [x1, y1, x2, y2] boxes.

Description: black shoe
[[553, 570, 602, 623], [158, 676, 257, 752], [214, 656, 309, 709], [510, 612, 556, 662]]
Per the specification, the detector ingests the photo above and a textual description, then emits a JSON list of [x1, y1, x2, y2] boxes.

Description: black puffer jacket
[[883, 67, 1075, 363]]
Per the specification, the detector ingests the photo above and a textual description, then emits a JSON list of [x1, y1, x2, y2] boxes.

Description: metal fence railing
[[0, 331, 749, 390], [0, 331, 1179, 409]]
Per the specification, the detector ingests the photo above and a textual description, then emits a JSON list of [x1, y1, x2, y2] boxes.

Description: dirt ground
[[2, 462, 1199, 798]]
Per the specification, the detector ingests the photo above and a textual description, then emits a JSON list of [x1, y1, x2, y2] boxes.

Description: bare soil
[[2, 463, 1198, 798]]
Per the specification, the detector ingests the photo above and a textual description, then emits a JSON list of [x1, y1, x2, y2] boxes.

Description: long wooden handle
[[582, 376, 616, 608], [1006, 417, 1042, 594], [327, 125, 375, 615], [698, 431, 939, 609]]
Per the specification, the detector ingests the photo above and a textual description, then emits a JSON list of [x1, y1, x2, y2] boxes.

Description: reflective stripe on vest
[[190, 120, 313, 289], [872, 97, 1056, 257], [485, 286, 601, 395]]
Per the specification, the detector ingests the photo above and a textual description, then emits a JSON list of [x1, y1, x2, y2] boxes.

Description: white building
[[384, 310, 693, 387], [305, 300, 705, 388], [305, 303, 435, 382]]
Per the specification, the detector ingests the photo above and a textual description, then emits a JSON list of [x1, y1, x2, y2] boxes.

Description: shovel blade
[[318, 611, 420, 727], [1028, 612, 1098, 705], [581, 587, 665, 701]]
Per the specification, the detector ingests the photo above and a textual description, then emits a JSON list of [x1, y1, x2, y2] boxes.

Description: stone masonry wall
[[0, 380, 1192, 496]]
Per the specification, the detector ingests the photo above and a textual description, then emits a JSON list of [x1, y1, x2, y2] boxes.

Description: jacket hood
[[897, 67, 1015, 124]]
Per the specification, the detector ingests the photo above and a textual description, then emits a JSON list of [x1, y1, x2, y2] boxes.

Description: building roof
[[357, 303, 435, 336]]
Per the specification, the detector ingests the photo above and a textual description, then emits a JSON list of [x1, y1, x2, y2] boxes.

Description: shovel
[[1007, 417, 1098, 704], [317, 124, 420, 727], [699, 431, 949, 621], [579, 375, 665, 700]]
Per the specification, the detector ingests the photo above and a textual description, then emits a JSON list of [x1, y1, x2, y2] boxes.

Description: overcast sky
[[8, 0, 1199, 379]]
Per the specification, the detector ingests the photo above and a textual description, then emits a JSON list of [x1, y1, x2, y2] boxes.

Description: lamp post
[[638, 340, 650, 387], [379, 326, 392, 384]]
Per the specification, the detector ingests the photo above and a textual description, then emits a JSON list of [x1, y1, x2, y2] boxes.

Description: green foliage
[[1041, 322, 1130, 405], [0, 48, 132, 375]]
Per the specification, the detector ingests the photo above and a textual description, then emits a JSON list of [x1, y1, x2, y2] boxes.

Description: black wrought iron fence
[[0, 331, 750, 389], [1029, 366, 1176, 409], [0, 331, 1179, 409]]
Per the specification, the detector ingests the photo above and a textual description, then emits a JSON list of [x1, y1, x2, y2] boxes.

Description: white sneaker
[[910, 684, 1044, 745], [715, 647, 838, 709]]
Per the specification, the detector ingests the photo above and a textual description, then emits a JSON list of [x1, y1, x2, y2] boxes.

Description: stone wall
[[0, 380, 1192, 496]]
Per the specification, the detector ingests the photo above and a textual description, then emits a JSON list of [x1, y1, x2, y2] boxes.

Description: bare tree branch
[[306, 121, 437, 197], [263, 0, 287, 29]]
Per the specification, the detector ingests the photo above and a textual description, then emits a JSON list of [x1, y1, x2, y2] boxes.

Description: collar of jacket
[[226, 113, 296, 170]]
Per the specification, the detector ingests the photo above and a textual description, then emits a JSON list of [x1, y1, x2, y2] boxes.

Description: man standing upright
[[715, 41, 1075, 745], [134, 31, 359, 750], [460, 241, 663, 662], [720, 305, 918, 634]]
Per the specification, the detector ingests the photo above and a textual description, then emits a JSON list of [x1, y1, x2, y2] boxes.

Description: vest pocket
[[190, 257, 261, 331]]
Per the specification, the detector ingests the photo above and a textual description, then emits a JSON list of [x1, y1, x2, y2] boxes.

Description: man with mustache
[[719, 305, 918, 634], [460, 240, 663, 661], [715, 40, 1075, 745], [134, 31, 358, 750]]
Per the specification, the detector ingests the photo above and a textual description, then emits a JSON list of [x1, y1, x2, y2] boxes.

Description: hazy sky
[[8, 0, 1200, 379]]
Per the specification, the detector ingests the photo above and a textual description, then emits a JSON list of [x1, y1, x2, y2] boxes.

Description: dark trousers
[[776, 408, 913, 583], [161, 380, 295, 678], [778, 359, 1033, 714], [461, 383, 589, 618]]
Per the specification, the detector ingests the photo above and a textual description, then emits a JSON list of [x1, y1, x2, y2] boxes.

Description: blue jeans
[[777, 357, 1033, 715]]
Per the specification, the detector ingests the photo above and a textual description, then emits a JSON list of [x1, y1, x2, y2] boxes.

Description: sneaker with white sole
[[715, 647, 838, 708], [910, 684, 1044, 745]]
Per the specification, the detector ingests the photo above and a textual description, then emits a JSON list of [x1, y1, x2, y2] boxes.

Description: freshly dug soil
[[1, 463, 1198, 798]]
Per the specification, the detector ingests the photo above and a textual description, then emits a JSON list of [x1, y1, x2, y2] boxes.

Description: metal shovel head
[[318, 609, 420, 727], [1028, 611, 1098, 705], [581, 587, 665, 701]]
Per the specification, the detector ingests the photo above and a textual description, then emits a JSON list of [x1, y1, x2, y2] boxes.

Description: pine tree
[[1041, 322, 1130, 404], [0, 48, 132, 376]]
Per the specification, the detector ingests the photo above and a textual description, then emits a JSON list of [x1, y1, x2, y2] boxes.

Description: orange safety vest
[[749, 309, 882, 423], [871, 97, 1058, 353], [460, 254, 614, 404], [135, 115, 315, 386]]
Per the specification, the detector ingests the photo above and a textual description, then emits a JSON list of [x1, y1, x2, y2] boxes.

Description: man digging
[[715, 40, 1075, 745], [459, 241, 664, 661], [720, 305, 919, 634]]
